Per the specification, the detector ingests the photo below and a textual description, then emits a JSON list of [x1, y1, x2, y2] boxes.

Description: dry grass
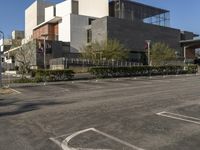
[[0, 88, 14, 95]]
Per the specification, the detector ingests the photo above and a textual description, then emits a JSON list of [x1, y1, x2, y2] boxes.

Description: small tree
[[150, 42, 176, 66], [82, 39, 128, 61], [81, 41, 102, 61], [13, 41, 36, 78]]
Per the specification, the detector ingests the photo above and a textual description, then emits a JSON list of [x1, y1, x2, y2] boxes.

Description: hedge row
[[89, 65, 198, 78], [31, 69, 75, 82]]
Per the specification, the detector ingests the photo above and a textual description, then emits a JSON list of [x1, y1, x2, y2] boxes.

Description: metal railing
[[50, 57, 143, 69]]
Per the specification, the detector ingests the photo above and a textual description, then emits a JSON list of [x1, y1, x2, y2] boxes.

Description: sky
[[0, 0, 200, 38]]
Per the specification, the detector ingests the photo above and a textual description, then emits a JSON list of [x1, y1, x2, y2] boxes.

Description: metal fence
[[50, 57, 143, 70], [1, 62, 16, 87]]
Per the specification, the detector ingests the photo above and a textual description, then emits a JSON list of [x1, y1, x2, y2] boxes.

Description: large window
[[87, 29, 92, 43]]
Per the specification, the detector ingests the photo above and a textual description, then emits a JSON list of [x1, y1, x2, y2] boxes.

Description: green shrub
[[186, 64, 198, 74], [31, 69, 75, 82], [89, 65, 197, 78], [13, 78, 34, 83]]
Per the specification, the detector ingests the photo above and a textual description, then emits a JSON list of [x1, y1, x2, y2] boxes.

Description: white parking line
[[157, 111, 200, 125], [50, 128, 145, 150], [153, 80, 171, 83], [92, 128, 145, 150], [10, 88, 21, 94]]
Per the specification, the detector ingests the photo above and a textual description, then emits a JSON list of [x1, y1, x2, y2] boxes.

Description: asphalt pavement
[[0, 75, 200, 150]]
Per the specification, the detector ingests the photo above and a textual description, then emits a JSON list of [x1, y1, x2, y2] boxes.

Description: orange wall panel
[[33, 23, 59, 40], [186, 48, 195, 59]]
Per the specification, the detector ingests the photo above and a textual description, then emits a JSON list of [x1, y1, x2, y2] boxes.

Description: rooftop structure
[[109, 0, 170, 27]]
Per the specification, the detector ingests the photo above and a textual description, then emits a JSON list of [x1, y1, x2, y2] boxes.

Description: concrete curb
[[6, 73, 200, 88]]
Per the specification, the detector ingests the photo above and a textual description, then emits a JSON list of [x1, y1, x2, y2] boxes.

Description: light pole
[[41, 34, 48, 85], [183, 46, 187, 64], [175, 51, 179, 75], [183, 46, 189, 70], [0, 31, 4, 88], [146, 40, 151, 66]]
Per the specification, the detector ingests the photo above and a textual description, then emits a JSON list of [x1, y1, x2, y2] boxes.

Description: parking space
[[0, 75, 200, 150], [50, 128, 144, 150]]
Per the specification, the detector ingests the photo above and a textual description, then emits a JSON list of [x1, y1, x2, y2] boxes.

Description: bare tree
[[13, 41, 36, 78]]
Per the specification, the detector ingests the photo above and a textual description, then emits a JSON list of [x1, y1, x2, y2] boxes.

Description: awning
[[180, 39, 200, 49], [33, 16, 62, 30]]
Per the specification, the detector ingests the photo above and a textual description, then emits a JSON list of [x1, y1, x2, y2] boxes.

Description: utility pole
[[0, 31, 4, 88]]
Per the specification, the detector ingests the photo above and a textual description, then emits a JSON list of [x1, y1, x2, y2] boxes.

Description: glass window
[[87, 29, 92, 43]]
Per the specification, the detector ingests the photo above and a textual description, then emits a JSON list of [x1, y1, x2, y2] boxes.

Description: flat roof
[[180, 39, 200, 44], [33, 17, 62, 30]]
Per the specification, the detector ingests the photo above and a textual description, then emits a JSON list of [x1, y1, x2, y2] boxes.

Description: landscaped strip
[[89, 65, 198, 78]]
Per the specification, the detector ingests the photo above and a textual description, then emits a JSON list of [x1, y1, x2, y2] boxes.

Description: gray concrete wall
[[105, 17, 181, 52], [91, 17, 108, 43], [70, 14, 93, 53], [70, 14, 107, 54], [37, 0, 53, 25], [52, 41, 70, 58], [181, 31, 195, 40], [69, 15, 188, 62], [37, 41, 70, 68]]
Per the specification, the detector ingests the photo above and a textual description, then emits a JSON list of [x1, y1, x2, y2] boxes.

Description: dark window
[[11, 56, 15, 64], [88, 18, 95, 25], [72, 1, 79, 14], [46, 42, 52, 54], [54, 6, 56, 16], [87, 29, 92, 43]]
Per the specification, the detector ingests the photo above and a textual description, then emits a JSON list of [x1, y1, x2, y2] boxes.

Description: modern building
[[1, 30, 24, 66], [25, 0, 53, 40], [12, 30, 25, 40], [6, 0, 199, 69]]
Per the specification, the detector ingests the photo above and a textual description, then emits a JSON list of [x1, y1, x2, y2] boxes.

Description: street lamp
[[41, 34, 48, 85], [0, 31, 4, 88], [183, 46, 187, 64], [145, 40, 151, 66], [175, 51, 179, 75]]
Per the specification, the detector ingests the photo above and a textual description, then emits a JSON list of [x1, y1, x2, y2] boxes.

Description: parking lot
[[0, 75, 200, 150]]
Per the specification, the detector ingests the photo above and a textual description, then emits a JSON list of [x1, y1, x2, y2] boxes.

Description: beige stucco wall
[[56, 0, 72, 42], [78, 0, 109, 18], [45, 6, 55, 21], [25, 0, 53, 40], [25, 1, 37, 40]]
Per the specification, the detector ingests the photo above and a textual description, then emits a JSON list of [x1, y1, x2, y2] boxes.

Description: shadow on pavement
[[0, 99, 19, 107], [0, 100, 76, 118]]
